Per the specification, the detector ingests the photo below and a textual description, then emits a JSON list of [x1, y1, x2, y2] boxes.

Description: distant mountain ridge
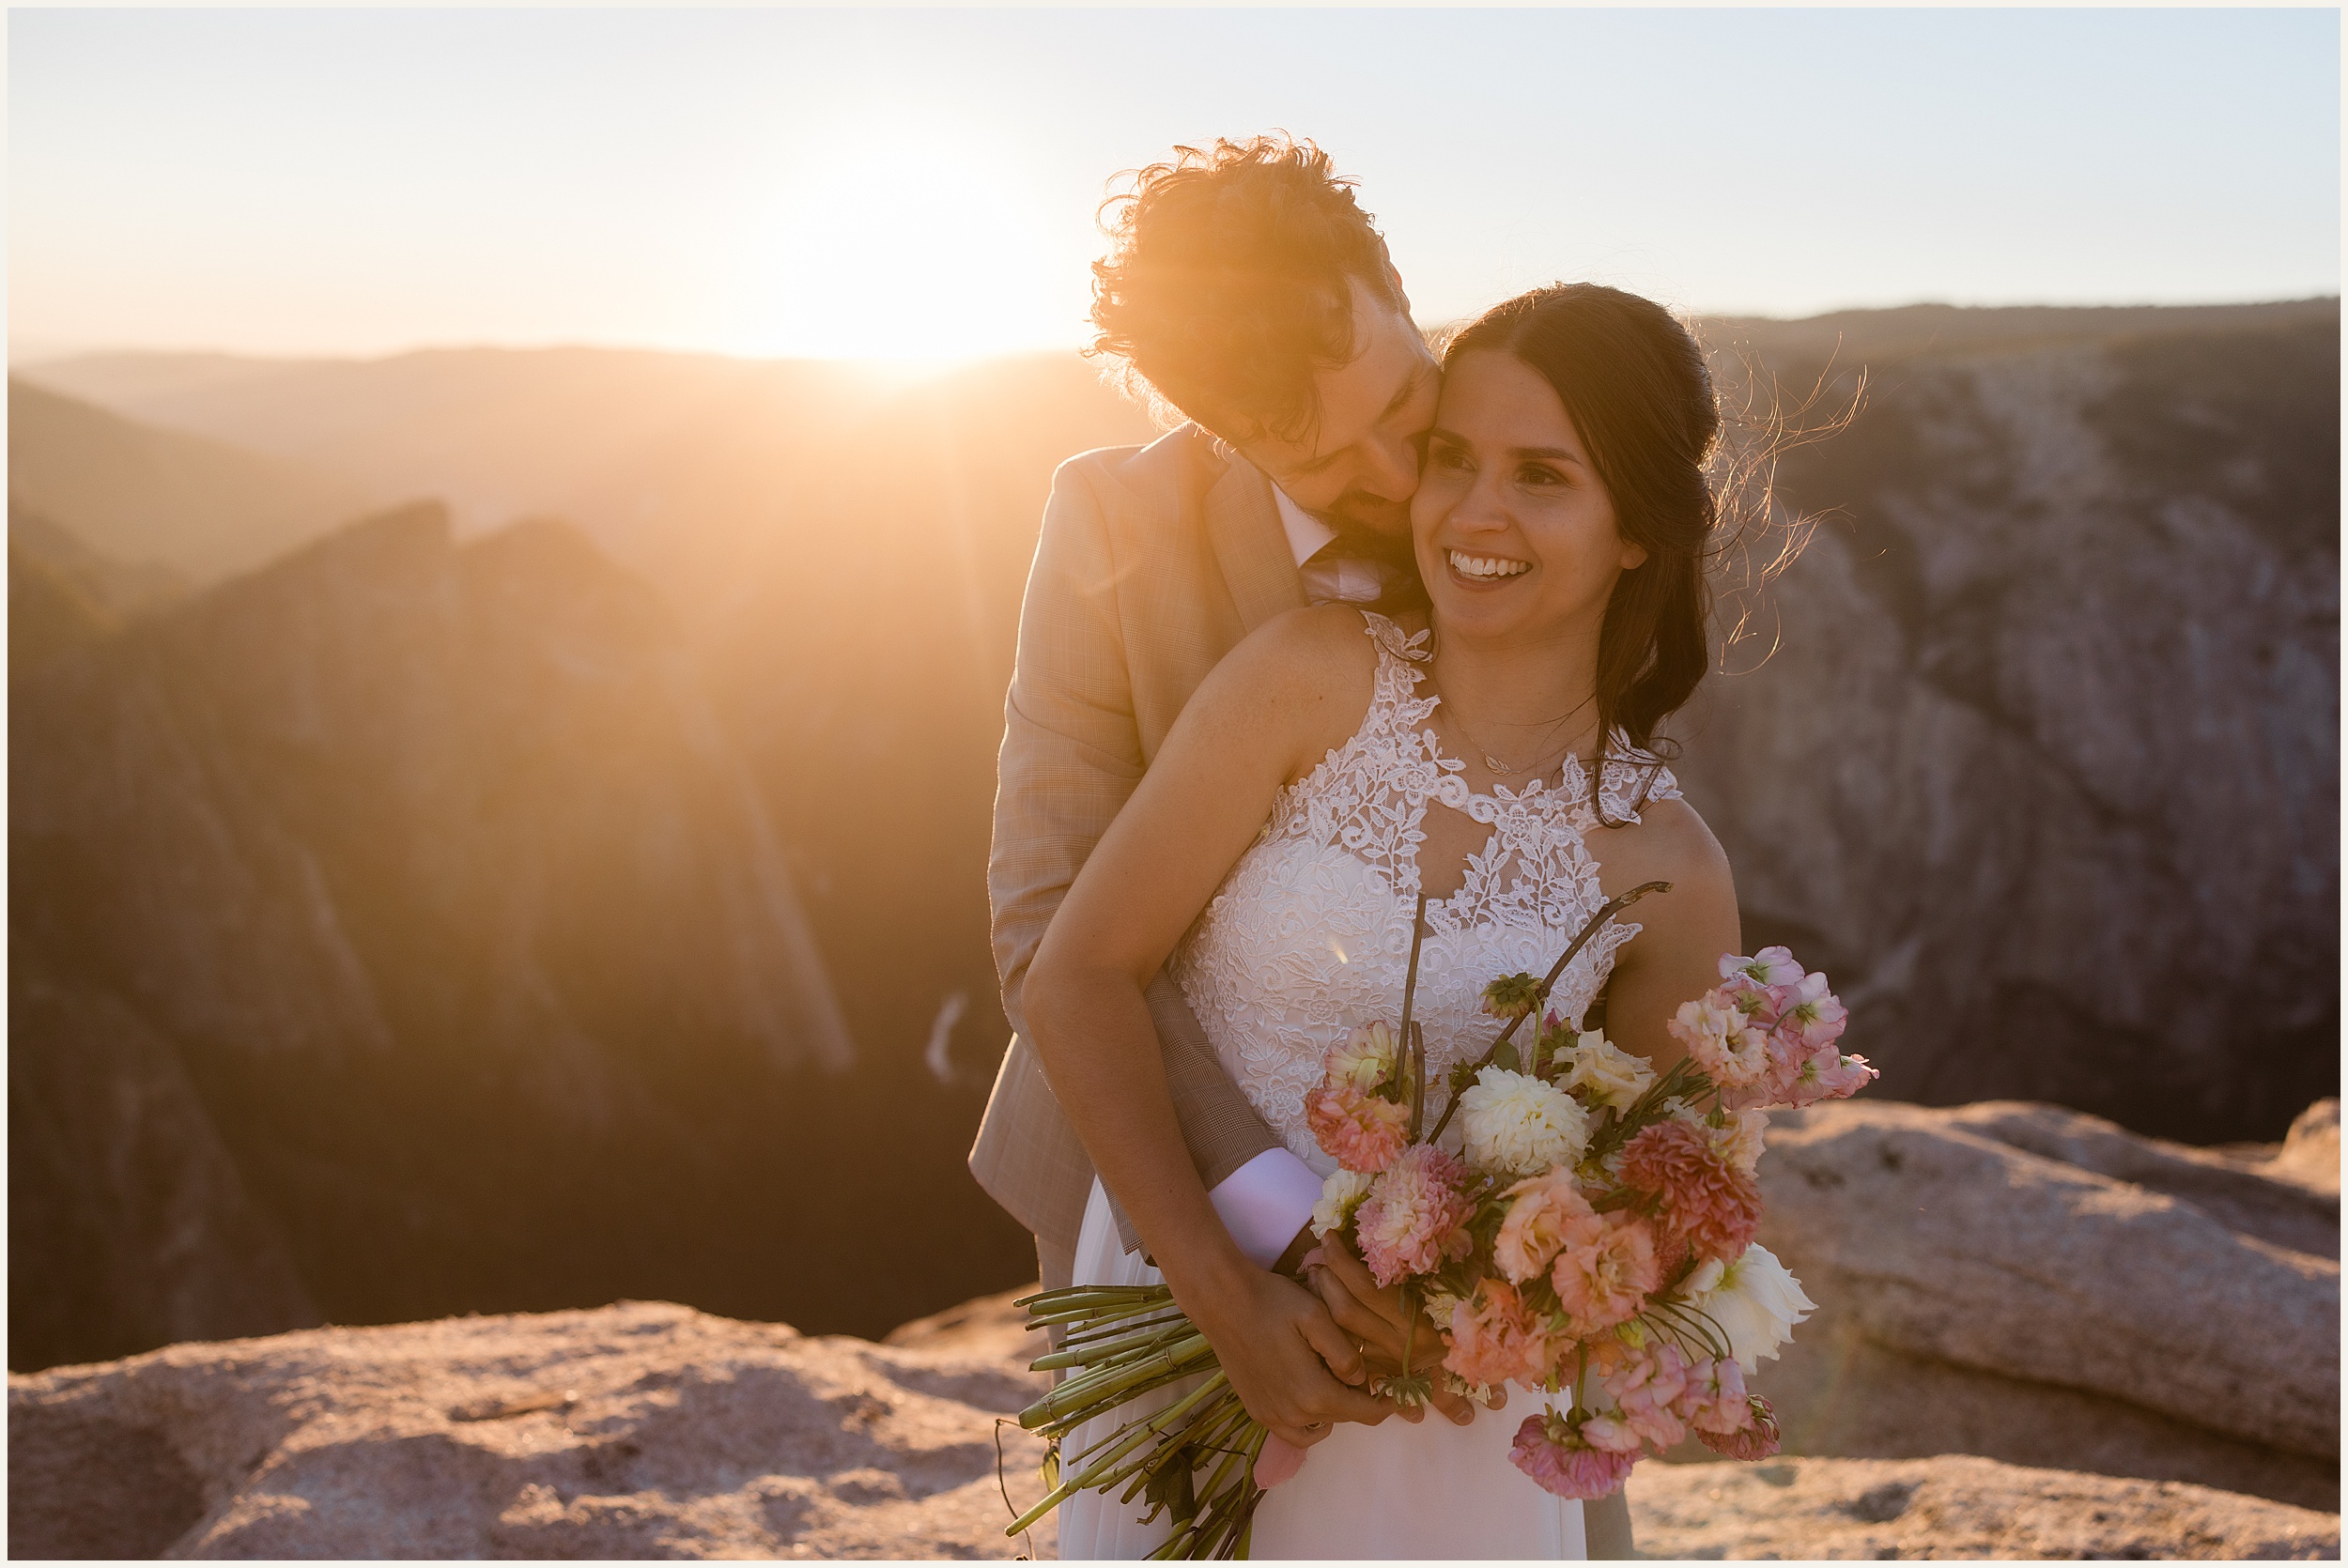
[[7, 377, 370, 580]]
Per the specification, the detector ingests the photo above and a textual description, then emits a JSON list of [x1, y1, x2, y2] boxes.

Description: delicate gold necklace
[[1426, 664, 1596, 779]]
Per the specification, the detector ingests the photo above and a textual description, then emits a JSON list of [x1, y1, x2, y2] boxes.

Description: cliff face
[[8, 503, 862, 1368], [1683, 306, 2338, 1140]]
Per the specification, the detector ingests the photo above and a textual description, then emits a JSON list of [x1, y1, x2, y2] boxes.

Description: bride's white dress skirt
[[1056, 1182, 1585, 1561]]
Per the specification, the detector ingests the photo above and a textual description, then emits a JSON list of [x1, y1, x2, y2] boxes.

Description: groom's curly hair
[[1089, 134, 1406, 444]]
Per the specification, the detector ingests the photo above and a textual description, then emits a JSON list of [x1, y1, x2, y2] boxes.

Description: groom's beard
[[1311, 489, 1421, 575]]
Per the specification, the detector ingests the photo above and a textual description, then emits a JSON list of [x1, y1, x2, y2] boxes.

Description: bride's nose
[[1444, 467, 1513, 534]]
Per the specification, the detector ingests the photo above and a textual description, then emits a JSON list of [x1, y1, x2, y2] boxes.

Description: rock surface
[[12, 1286, 2340, 1561], [1746, 1099, 2340, 1509], [8, 1298, 1060, 1561], [1629, 1453, 2340, 1560], [1685, 302, 2339, 1145]]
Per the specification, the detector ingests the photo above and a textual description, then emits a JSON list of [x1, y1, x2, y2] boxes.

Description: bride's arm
[[1024, 607, 1393, 1447], [1593, 798, 1743, 1072]]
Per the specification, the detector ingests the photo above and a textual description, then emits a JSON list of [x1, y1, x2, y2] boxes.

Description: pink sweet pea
[[1604, 1342, 1691, 1450], [1677, 1355, 1753, 1435], [1668, 996, 1771, 1088], [1723, 947, 1805, 989], [1694, 1396, 1782, 1460]]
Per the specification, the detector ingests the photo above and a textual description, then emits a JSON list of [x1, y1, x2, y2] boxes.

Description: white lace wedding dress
[[1057, 612, 1680, 1560]]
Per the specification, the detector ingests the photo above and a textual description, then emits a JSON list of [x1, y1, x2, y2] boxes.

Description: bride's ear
[[1619, 540, 1650, 570]]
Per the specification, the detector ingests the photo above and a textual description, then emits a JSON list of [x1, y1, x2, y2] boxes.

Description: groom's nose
[[1356, 427, 1420, 500]]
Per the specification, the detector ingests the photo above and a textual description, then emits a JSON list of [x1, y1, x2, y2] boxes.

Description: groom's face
[[1233, 275, 1442, 543]]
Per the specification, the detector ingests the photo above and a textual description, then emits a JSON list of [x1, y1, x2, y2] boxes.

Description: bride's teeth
[[1448, 550, 1529, 579]]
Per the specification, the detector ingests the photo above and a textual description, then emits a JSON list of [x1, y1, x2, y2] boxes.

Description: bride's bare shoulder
[[1189, 603, 1385, 764], [1603, 792, 1737, 916], [1214, 602, 1383, 691]]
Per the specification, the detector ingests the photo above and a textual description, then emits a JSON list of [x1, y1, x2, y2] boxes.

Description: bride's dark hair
[[1441, 284, 1725, 759]]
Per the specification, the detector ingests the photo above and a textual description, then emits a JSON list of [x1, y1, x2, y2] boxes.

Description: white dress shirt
[[1200, 485, 1384, 1268]]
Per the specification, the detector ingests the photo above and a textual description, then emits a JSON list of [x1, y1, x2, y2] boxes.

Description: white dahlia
[[1458, 1065, 1591, 1179]]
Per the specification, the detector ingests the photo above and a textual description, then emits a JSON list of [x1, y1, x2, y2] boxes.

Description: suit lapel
[[1199, 438, 1305, 633]]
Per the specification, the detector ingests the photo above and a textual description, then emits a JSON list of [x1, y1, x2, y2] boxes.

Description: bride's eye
[[1518, 462, 1567, 489], [1430, 441, 1474, 471]]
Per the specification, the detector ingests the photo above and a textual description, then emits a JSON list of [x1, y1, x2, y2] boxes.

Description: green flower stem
[[1425, 881, 1671, 1146], [1067, 1373, 1232, 1492], [1031, 1316, 1197, 1371], [1021, 1333, 1213, 1429], [1117, 1395, 1250, 1505]]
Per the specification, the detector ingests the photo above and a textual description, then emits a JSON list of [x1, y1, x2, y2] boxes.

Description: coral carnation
[[1509, 1411, 1640, 1500], [1550, 1209, 1661, 1333], [1493, 1169, 1595, 1284], [1616, 1120, 1762, 1263], [1444, 1279, 1552, 1390], [1355, 1144, 1474, 1286], [1306, 1082, 1410, 1174]]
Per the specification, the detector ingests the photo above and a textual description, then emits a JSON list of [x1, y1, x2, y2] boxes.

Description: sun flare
[[729, 120, 1081, 362]]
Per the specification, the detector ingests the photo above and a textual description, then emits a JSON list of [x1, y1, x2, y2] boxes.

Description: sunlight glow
[[727, 117, 1082, 361]]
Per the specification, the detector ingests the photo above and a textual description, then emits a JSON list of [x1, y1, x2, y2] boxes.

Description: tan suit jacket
[[971, 423, 1303, 1254]]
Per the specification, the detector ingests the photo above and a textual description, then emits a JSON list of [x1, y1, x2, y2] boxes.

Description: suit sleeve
[[989, 458, 1289, 1202]]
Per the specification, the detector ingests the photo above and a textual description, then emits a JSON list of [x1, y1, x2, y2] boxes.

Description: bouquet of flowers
[[1006, 884, 1875, 1558]]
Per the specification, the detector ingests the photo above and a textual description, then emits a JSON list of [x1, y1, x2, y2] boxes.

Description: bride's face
[[1410, 349, 1647, 644]]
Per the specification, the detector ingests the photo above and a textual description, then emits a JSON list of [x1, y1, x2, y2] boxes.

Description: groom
[[972, 135, 1634, 1556]]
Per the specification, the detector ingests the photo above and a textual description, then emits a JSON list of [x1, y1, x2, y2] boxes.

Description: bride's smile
[[1413, 349, 1650, 647]]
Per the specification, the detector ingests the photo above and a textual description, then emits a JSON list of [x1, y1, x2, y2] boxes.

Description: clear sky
[[10, 7, 2340, 361]]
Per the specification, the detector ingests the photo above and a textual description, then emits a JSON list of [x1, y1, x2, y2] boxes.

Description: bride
[[1023, 283, 1745, 1559]]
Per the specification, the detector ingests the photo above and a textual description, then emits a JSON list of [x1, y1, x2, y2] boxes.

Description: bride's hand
[[1170, 1257, 1396, 1450], [1305, 1235, 1500, 1426]]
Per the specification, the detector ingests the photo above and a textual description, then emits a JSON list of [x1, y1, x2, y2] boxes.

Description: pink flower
[[1550, 1209, 1661, 1333], [1604, 1343, 1691, 1450], [1444, 1278, 1553, 1390], [1356, 1144, 1474, 1286], [1577, 1413, 1645, 1453], [1509, 1410, 1641, 1499], [1493, 1169, 1596, 1285], [1694, 1396, 1782, 1460], [1770, 971, 1847, 1050], [1616, 1121, 1761, 1264], [1807, 1051, 1877, 1103], [1677, 1355, 1753, 1435], [1667, 995, 1770, 1088], [1723, 947, 1805, 989], [1306, 1082, 1410, 1174]]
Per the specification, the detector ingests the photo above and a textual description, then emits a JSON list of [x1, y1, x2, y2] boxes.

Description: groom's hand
[[1305, 1234, 1493, 1427], [1174, 1260, 1394, 1450]]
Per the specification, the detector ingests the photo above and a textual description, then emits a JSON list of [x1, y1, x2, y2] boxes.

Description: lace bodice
[[1172, 611, 1681, 1173]]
